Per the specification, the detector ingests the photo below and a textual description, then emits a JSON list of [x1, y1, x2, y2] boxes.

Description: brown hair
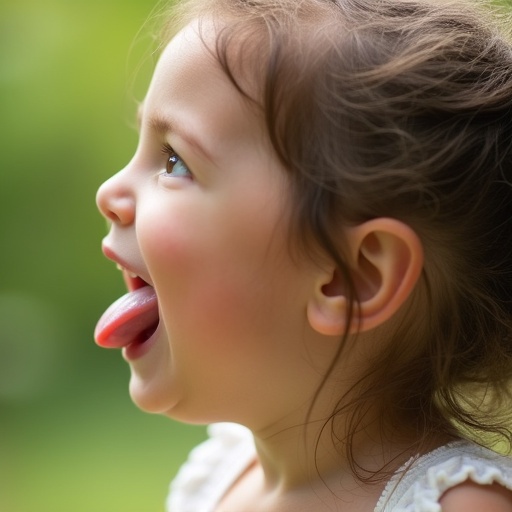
[[162, 0, 512, 480]]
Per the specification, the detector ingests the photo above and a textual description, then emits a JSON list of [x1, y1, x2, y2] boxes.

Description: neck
[[248, 397, 447, 500], [232, 328, 451, 505], [250, 401, 402, 494]]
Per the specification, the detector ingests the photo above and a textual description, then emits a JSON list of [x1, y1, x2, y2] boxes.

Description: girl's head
[[165, 0, 512, 443], [97, 0, 512, 476]]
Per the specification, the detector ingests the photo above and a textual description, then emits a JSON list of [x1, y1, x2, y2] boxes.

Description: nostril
[[103, 197, 135, 225], [96, 179, 135, 226], [105, 210, 123, 223]]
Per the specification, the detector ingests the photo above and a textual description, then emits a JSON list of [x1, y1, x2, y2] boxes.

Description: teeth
[[115, 263, 138, 279]]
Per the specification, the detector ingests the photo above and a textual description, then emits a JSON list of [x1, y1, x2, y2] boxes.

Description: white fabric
[[166, 423, 512, 512], [166, 423, 255, 512]]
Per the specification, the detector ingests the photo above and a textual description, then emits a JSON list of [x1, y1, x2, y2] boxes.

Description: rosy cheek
[[140, 218, 238, 320]]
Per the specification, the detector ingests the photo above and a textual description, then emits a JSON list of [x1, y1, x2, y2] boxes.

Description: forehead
[[141, 21, 266, 156]]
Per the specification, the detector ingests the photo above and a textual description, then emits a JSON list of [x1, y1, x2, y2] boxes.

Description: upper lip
[[101, 242, 154, 289]]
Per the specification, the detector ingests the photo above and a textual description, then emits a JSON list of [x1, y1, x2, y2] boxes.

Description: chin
[[128, 374, 179, 415]]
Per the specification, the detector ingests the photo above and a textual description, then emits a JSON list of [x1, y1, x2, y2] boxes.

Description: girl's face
[[96, 21, 330, 427]]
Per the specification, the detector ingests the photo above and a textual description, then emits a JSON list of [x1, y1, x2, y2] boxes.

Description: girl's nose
[[96, 172, 135, 226]]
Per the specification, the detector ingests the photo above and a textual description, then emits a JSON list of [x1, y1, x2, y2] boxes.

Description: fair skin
[[96, 19, 512, 512], [441, 482, 512, 512]]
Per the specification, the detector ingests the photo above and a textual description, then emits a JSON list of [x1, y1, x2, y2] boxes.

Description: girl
[[95, 0, 512, 510]]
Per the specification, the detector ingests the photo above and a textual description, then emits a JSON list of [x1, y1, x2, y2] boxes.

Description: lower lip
[[122, 322, 161, 361]]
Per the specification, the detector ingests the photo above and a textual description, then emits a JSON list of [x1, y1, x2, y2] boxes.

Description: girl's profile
[[95, 0, 512, 510]]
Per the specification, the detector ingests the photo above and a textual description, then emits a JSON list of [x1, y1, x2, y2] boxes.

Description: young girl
[[94, 0, 512, 510]]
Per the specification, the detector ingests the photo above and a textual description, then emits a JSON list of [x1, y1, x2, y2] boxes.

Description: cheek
[[138, 205, 294, 352], [140, 212, 255, 320]]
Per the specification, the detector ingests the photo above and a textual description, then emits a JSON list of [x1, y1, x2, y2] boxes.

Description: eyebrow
[[137, 103, 215, 164]]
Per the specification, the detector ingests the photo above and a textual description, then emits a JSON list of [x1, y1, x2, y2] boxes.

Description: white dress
[[166, 423, 512, 512]]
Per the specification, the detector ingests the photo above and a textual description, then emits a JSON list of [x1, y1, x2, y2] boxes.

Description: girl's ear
[[307, 218, 424, 336]]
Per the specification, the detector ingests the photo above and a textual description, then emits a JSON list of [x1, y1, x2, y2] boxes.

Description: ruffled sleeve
[[375, 441, 512, 512], [166, 423, 256, 512]]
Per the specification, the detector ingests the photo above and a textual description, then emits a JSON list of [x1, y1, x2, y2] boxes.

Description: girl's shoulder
[[166, 423, 256, 512], [376, 440, 512, 512]]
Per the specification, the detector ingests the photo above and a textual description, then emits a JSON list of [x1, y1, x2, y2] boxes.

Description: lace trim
[[375, 441, 512, 512]]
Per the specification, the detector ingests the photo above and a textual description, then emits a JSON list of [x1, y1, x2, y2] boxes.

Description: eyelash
[[160, 143, 192, 179]]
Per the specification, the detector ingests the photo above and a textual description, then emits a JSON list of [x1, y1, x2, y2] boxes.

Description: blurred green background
[[0, 0, 206, 511]]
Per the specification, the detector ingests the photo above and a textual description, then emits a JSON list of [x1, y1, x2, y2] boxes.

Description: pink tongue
[[95, 286, 159, 348]]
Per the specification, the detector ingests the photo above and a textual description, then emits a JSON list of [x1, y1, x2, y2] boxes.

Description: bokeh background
[[1, 0, 207, 511]]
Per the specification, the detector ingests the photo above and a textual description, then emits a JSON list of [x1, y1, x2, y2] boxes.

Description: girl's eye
[[161, 143, 192, 179]]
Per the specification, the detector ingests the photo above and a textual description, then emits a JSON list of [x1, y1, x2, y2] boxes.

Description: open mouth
[[119, 264, 148, 291], [120, 266, 160, 344], [95, 266, 160, 351]]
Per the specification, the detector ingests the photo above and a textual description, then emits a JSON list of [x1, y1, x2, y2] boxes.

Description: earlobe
[[306, 218, 424, 336]]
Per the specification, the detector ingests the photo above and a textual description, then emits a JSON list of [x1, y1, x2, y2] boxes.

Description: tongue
[[95, 286, 159, 349]]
